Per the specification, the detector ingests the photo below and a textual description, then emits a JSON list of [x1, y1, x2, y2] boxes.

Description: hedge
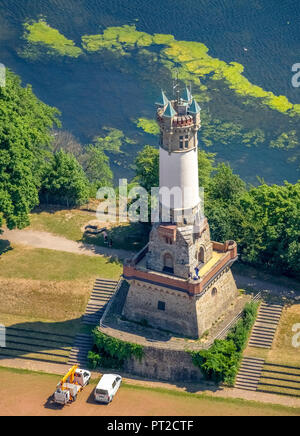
[[87, 329, 144, 370], [189, 301, 259, 386]]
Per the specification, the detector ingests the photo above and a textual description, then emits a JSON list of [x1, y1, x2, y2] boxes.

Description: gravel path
[[234, 274, 300, 298], [1, 358, 300, 410], [1, 229, 133, 260]]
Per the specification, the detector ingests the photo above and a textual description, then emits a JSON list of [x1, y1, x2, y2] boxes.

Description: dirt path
[[1, 358, 300, 410], [234, 274, 300, 298], [1, 229, 134, 260], [0, 367, 299, 416]]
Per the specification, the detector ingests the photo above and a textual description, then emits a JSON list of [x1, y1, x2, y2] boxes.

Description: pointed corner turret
[[188, 98, 201, 114], [182, 86, 192, 103], [156, 90, 169, 107], [163, 101, 177, 118]]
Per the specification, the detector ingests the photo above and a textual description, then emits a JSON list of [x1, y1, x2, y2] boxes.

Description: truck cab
[[74, 369, 91, 387]]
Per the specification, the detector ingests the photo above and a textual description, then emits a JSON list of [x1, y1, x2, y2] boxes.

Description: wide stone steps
[[248, 302, 283, 349], [257, 362, 300, 398], [0, 327, 73, 365], [81, 278, 118, 326], [235, 357, 265, 391], [68, 334, 94, 366]]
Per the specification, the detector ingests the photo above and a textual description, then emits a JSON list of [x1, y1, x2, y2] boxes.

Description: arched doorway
[[163, 253, 174, 274], [198, 247, 205, 264]]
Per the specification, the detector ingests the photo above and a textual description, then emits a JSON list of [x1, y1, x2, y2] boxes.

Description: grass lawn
[[267, 304, 300, 367], [245, 304, 300, 367], [28, 206, 149, 252], [0, 244, 122, 355], [0, 278, 92, 321], [0, 245, 122, 281], [29, 207, 94, 241]]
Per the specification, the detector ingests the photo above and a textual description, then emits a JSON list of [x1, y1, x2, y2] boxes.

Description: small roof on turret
[[156, 90, 169, 106], [163, 101, 177, 118], [182, 86, 192, 103], [188, 99, 201, 114]]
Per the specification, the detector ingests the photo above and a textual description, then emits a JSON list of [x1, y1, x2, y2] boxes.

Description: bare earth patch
[[0, 368, 299, 416]]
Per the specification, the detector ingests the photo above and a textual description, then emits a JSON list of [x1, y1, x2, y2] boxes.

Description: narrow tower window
[[158, 301, 166, 311], [179, 136, 184, 149]]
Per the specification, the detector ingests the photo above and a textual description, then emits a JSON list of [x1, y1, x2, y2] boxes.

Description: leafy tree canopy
[[135, 145, 159, 193], [0, 69, 60, 230], [79, 144, 113, 194], [40, 150, 90, 207]]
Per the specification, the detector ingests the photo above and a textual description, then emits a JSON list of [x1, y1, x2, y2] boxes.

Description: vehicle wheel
[[73, 395, 77, 402]]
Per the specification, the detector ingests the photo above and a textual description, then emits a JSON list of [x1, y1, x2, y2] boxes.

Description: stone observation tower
[[123, 88, 239, 338]]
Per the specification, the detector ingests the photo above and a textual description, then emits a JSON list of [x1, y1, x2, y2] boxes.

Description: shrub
[[87, 351, 101, 369], [87, 329, 144, 370], [189, 301, 259, 386]]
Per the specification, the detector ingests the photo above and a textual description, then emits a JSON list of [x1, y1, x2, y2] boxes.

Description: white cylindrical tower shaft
[[156, 92, 201, 223]]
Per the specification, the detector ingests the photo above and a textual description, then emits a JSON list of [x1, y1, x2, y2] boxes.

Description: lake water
[[0, 0, 299, 184]]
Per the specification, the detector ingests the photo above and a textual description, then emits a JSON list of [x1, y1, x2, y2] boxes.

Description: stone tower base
[[122, 267, 238, 339]]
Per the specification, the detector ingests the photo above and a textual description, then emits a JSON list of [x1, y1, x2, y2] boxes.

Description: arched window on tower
[[163, 253, 174, 274], [212, 288, 218, 297]]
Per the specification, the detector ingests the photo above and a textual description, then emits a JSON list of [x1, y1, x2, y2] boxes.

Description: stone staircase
[[68, 333, 93, 367], [67, 278, 119, 367], [248, 302, 283, 349], [82, 278, 119, 326], [0, 327, 73, 365], [235, 357, 265, 391]]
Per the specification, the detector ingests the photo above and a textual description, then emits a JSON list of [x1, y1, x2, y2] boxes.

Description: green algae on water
[[135, 118, 160, 136], [23, 19, 82, 58]]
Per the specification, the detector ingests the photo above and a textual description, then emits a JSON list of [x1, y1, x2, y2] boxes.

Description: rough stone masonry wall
[[123, 267, 238, 339], [122, 279, 200, 338], [196, 267, 239, 335], [147, 223, 213, 279], [124, 346, 204, 382]]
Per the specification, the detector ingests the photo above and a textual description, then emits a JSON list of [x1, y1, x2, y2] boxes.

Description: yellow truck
[[54, 365, 91, 405]]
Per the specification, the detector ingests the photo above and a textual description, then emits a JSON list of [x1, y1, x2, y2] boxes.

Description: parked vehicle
[[54, 366, 91, 405], [94, 374, 122, 403], [84, 225, 107, 236]]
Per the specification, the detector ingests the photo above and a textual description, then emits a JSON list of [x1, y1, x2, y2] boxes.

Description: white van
[[94, 374, 122, 403]]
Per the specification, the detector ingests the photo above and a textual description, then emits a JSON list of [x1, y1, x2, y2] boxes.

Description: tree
[[208, 163, 246, 202], [0, 69, 60, 229], [198, 149, 215, 190], [79, 145, 113, 190], [237, 182, 300, 275], [51, 130, 82, 157], [40, 150, 90, 207], [135, 145, 159, 193]]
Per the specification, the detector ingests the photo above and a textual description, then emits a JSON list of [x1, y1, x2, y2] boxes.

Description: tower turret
[[156, 92, 201, 225]]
